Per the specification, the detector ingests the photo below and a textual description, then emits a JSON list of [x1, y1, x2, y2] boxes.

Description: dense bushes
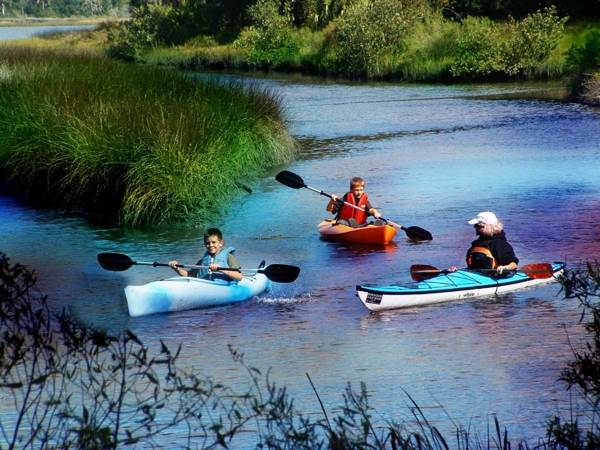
[[106, 4, 185, 60], [564, 28, 600, 102], [332, 0, 428, 77], [567, 29, 600, 73], [114, 0, 574, 82], [234, 0, 301, 67], [451, 7, 567, 78]]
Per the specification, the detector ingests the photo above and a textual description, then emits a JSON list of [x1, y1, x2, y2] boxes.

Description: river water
[[0, 23, 94, 40], [1, 38, 600, 444]]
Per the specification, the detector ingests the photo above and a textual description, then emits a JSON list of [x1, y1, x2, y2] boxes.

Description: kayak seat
[[336, 218, 361, 228]]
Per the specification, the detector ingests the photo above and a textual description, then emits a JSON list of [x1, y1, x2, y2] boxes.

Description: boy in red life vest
[[326, 177, 381, 227], [448, 211, 519, 275]]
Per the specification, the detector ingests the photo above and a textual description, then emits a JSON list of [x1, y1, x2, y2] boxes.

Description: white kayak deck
[[125, 274, 270, 317]]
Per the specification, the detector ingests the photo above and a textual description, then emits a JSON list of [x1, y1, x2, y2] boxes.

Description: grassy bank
[[0, 45, 296, 227], [97, 0, 599, 89], [108, 4, 591, 83]]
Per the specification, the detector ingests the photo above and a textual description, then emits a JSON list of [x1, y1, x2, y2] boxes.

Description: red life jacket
[[337, 193, 369, 224]]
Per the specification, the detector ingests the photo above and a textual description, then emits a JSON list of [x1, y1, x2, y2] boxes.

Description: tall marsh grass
[[0, 45, 296, 226]]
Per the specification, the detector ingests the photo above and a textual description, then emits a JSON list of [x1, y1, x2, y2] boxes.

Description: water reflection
[[0, 24, 94, 41], [1, 74, 598, 444]]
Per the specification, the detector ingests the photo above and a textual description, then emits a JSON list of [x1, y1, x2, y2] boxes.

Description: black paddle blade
[[403, 226, 433, 241], [97, 252, 135, 272], [275, 170, 306, 189], [260, 264, 300, 283]]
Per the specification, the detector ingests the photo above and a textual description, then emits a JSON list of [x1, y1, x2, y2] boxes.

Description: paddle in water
[[97, 252, 300, 283], [410, 263, 554, 281], [275, 170, 433, 241]]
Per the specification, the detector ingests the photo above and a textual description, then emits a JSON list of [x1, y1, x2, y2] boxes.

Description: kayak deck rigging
[[357, 262, 565, 311]]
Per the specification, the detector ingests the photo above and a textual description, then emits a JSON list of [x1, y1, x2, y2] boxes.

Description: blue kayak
[[356, 262, 565, 312]]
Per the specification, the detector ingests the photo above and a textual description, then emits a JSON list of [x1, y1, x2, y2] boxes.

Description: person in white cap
[[449, 211, 518, 274]]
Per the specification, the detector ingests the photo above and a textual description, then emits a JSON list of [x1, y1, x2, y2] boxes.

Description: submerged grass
[[0, 45, 296, 226]]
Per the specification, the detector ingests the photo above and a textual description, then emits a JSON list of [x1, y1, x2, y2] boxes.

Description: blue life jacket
[[196, 247, 236, 281]]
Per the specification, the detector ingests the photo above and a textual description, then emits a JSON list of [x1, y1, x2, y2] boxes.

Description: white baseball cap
[[468, 211, 498, 225]]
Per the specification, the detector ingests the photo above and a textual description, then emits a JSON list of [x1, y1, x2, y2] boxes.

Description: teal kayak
[[356, 262, 565, 312]]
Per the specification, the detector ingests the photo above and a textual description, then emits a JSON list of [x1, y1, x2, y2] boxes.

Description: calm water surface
[[2, 69, 600, 445], [0, 24, 93, 40]]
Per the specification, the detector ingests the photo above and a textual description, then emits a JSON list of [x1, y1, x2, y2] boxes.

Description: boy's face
[[204, 235, 224, 255], [350, 183, 365, 198]]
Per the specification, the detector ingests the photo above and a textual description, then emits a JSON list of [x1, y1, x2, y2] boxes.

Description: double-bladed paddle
[[410, 263, 554, 282], [275, 170, 433, 241], [97, 252, 300, 283]]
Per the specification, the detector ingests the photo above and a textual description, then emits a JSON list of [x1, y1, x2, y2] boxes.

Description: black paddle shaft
[[97, 252, 300, 283]]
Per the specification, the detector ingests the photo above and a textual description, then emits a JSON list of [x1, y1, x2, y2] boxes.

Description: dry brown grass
[[582, 72, 600, 105]]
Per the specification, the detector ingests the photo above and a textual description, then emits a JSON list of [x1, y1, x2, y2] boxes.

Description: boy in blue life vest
[[327, 176, 381, 227], [449, 211, 519, 274], [168, 227, 243, 281]]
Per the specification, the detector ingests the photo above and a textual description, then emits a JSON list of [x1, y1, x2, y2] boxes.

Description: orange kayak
[[317, 219, 397, 245]]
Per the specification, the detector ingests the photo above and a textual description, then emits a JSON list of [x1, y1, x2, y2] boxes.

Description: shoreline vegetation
[[0, 45, 297, 227], [99, 0, 599, 104], [2, 252, 600, 448], [0, 2, 597, 228]]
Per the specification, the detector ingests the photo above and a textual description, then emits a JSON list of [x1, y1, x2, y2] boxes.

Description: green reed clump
[[0, 45, 296, 226]]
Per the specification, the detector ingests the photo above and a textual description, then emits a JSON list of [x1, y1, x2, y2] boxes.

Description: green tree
[[234, 0, 301, 66], [333, 0, 427, 77], [447, 0, 600, 20], [451, 6, 566, 78]]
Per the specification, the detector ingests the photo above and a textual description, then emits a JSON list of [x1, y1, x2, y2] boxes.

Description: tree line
[[2, 0, 598, 26], [127, 0, 599, 35], [0, 0, 126, 17]]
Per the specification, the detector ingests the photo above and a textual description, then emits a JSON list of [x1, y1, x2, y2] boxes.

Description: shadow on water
[[1, 73, 598, 445], [319, 240, 399, 255]]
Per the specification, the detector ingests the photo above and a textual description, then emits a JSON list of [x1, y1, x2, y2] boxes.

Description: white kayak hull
[[356, 262, 565, 312], [125, 275, 270, 317]]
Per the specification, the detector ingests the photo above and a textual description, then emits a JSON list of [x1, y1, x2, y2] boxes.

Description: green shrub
[[107, 4, 187, 60], [450, 16, 504, 77], [234, 0, 301, 68], [398, 9, 459, 80], [506, 7, 568, 75], [451, 7, 567, 78], [566, 28, 600, 73], [108, 3, 198, 60], [332, 0, 427, 78]]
